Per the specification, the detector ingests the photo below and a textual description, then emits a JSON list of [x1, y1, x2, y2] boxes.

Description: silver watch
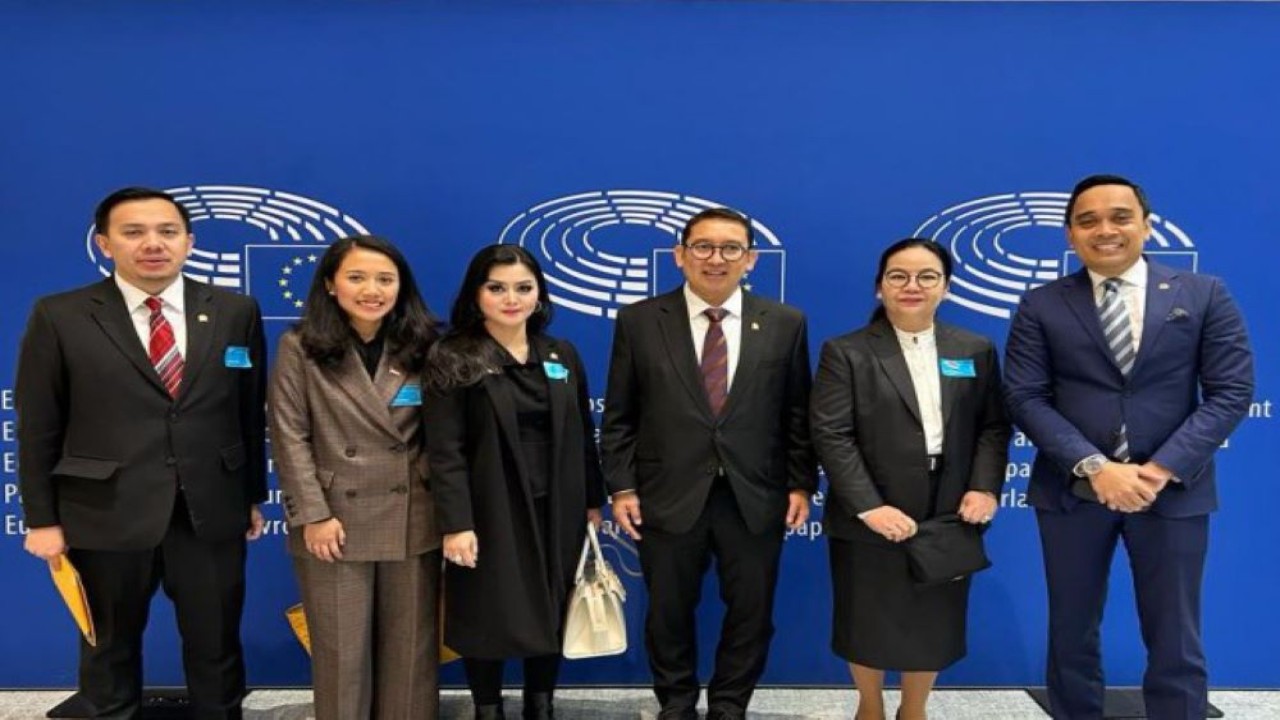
[[1077, 453, 1108, 477]]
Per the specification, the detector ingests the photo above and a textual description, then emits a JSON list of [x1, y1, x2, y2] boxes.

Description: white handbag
[[562, 522, 628, 659]]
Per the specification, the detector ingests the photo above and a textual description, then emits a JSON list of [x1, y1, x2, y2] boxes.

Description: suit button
[[345, 490, 358, 498], [169, 412, 179, 422], [394, 485, 408, 494], [390, 443, 406, 453], [344, 447, 357, 458], [165, 457, 177, 466]]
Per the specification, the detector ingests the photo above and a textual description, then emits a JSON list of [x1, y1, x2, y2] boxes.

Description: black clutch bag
[[903, 514, 992, 586]]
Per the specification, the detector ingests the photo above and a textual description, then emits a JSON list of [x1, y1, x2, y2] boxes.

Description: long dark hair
[[297, 235, 439, 373], [426, 244, 553, 394], [868, 237, 953, 323]]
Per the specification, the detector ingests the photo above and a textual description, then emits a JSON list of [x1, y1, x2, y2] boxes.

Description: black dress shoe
[[475, 701, 505, 719], [706, 709, 746, 720], [522, 691, 554, 719], [657, 708, 699, 720]]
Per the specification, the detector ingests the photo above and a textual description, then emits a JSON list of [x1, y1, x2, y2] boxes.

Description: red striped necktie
[[700, 307, 729, 416], [145, 296, 184, 397]]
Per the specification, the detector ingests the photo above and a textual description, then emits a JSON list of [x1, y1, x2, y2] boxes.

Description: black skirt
[[828, 536, 970, 671]]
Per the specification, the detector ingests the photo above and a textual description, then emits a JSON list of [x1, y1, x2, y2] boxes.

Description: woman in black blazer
[[810, 238, 1011, 720], [424, 245, 604, 720]]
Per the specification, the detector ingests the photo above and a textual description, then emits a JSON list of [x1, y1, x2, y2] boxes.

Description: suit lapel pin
[[1158, 282, 1170, 290], [197, 313, 209, 323], [549, 352, 560, 360], [751, 321, 760, 331]]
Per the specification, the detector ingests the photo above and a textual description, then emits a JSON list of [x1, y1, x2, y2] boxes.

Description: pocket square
[[1166, 307, 1190, 321]]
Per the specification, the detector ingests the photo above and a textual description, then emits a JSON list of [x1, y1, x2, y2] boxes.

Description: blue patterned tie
[[1099, 278, 1133, 459]]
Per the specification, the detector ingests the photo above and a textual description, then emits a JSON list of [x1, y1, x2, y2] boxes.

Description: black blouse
[[351, 326, 387, 378], [495, 340, 552, 498]]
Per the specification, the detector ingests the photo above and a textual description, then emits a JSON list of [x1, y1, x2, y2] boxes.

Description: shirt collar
[[684, 284, 744, 320], [115, 274, 186, 314], [892, 324, 936, 349], [1087, 256, 1148, 292]]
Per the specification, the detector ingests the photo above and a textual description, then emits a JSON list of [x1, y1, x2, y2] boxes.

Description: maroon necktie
[[700, 307, 729, 416], [145, 296, 184, 397]]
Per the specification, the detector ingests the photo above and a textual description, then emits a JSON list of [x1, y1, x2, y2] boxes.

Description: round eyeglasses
[[882, 270, 944, 289], [684, 242, 749, 262]]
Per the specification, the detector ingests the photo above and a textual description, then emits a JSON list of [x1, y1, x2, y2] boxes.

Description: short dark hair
[[1064, 174, 1150, 226], [94, 187, 192, 234], [869, 237, 953, 323], [680, 207, 755, 247], [297, 235, 439, 373], [427, 244, 555, 394]]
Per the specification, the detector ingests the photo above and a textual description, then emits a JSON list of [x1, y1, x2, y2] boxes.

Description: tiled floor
[[1, 688, 1277, 719]]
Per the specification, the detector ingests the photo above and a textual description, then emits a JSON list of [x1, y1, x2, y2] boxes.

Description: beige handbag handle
[[573, 523, 626, 599], [574, 522, 604, 584]]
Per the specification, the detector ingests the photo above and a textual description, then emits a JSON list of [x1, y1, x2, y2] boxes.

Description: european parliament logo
[[84, 185, 369, 320], [913, 192, 1199, 319], [498, 190, 787, 319]]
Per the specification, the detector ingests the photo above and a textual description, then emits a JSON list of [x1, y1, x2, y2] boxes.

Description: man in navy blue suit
[[1004, 174, 1253, 719]]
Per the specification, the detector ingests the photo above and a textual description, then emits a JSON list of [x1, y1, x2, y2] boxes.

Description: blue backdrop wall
[[1, 0, 1276, 690]]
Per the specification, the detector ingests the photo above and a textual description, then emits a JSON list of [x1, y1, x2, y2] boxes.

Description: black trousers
[[462, 655, 562, 705], [638, 479, 784, 719], [67, 493, 248, 720]]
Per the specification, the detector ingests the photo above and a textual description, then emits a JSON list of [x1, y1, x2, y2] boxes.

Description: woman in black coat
[[425, 244, 604, 720], [810, 238, 1011, 720]]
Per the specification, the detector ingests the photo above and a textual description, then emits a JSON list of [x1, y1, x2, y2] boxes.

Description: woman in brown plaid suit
[[425, 245, 605, 720], [269, 235, 443, 720]]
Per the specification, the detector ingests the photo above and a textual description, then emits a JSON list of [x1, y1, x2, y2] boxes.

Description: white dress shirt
[[1088, 256, 1147, 354], [685, 285, 745, 391], [894, 325, 944, 456], [115, 274, 188, 358]]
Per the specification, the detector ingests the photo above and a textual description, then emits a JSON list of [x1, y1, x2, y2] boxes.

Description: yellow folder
[[49, 555, 96, 647]]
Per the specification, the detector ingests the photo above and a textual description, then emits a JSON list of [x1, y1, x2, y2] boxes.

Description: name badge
[[391, 382, 423, 407], [543, 361, 569, 382], [224, 346, 252, 369], [939, 358, 976, 378]]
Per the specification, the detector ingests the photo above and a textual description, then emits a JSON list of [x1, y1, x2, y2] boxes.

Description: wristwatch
[[1075, 453, 1108, 477]]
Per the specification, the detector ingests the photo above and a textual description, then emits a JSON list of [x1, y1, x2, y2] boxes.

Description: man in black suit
[[18, 187, 268, 719], [601, 208, 817, 720]]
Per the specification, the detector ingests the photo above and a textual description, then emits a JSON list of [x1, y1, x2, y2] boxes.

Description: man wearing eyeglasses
[[601, 208, 817, 720]]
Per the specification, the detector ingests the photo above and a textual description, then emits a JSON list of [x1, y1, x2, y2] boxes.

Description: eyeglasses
[[883, 270, 944, 289], [684, 242, 749, 262]]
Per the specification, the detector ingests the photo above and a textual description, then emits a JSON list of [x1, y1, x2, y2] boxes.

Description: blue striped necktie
[[1099, 278, 1133, 459]]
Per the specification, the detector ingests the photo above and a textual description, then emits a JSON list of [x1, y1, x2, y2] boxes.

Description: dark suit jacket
[[811, 319, 1011, 544], [269, 330, 438, 562], [1004, 260, 1254, 517], [600, 288, 817, 535], [16, 277, 267, 551], [425, 334, 605, 657]]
